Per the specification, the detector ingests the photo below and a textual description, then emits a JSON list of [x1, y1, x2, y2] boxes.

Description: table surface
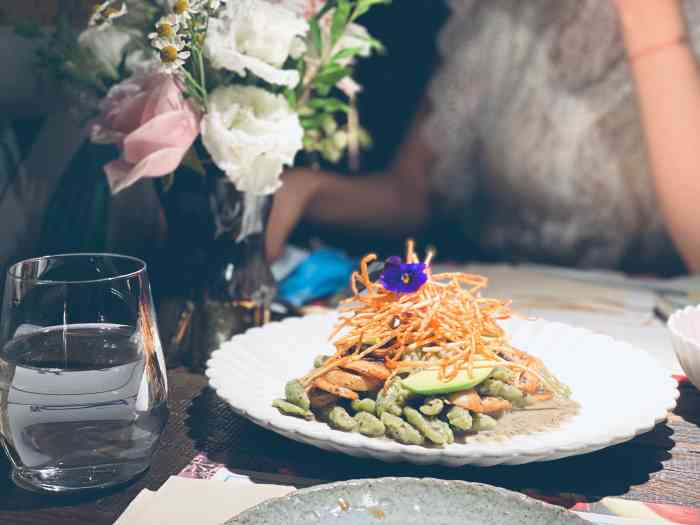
[[0, 368, 698, 525]]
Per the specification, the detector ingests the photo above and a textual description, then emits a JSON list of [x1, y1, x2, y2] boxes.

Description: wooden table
[[0, 368, 698, 525]]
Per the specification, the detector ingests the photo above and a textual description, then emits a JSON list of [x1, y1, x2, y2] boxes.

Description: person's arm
[[615, 0, 700, 272], [266, 107, 433, 260]]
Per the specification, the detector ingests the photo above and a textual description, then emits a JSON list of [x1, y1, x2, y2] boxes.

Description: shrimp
[[448, 390, 483, 412], [449, 390, 511, 413], [324, 370, 383, 392], [341, 360, 392, 380], [480, 396, 512, 413], [313, 377, 359, 400], [308, 389, 338, 408]]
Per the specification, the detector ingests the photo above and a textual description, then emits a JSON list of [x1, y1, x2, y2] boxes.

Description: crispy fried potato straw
[[301, 242, 570, 398]]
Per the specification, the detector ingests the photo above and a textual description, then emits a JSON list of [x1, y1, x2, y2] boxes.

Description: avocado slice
[[362, 335, 380, 346], [402, 366, 494, 395]]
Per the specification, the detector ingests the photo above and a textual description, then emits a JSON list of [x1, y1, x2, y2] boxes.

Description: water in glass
[[0, 254, 168, 492]]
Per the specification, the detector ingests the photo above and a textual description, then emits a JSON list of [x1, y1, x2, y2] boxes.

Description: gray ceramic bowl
[[224, 478, 587, 524]]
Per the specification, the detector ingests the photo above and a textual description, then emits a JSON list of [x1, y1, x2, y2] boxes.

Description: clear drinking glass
[[0, 254, 168, 492]]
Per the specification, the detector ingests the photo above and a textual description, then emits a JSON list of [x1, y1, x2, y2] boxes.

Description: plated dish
[[272, 244, 573, 447], [224, 478, 587, 524], [206, 245, 678, 466]]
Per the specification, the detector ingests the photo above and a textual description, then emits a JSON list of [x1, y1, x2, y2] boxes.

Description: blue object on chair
[[278, 249, 355, 307]]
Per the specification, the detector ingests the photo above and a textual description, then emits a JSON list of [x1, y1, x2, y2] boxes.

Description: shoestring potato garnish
[[273, 241, 571, 447]]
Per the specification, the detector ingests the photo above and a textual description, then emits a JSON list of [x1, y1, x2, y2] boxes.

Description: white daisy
[[153, 37, 191, 73], [148, 15, 181, 42], [170, 0, 204, 25], [88, 1, 128, 28]]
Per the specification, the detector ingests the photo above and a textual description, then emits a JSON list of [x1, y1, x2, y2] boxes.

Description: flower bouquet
[[37, 0, 389, 368]]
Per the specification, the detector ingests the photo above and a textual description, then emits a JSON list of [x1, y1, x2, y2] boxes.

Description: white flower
[[336, 76, 362, 97], [204, 0, 308, 87], [89, 1, 128, 27], [289, 37, 307, 60], [153, 37, 191, 73], [148, 15, 181, 42], [169, 0, 204, 25], [201, 85, 303, 194], [78, 26, 140, 77]]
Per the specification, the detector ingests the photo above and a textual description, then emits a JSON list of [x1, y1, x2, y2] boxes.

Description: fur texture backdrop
[[426, 0, 699, 271]]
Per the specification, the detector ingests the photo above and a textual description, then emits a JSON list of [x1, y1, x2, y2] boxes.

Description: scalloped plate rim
[[205, 313, 679, 467]]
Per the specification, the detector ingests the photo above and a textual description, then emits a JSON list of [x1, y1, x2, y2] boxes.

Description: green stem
[[181, 68, 207, 98], [184, 88, 205, 106], [196, 48, 208, 105], [180, 72, 206, 107], [299, 12, 346, 107]]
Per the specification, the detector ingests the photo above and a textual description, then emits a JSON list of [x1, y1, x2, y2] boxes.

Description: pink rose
[[92, 71, 201, 193]]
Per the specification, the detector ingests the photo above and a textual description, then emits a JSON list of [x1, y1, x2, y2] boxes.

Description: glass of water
[[0, 254, 168, 492]]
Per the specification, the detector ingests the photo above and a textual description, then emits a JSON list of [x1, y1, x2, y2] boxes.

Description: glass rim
[[6, 253, 147, 285]]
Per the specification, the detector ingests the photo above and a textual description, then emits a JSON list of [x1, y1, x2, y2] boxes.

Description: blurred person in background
[[268, 0, 700, 275]]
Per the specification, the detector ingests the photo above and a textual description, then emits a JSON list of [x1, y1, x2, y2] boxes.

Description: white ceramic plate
[[668, 304, 700, 389], [206, 313, 678, 466]]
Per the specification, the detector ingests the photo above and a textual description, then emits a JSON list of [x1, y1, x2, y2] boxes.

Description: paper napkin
[[114, 477, 294, 525]]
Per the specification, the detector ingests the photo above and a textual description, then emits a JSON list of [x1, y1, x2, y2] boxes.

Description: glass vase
[[157, 144, 277, 372], [195, 176, 277, 372]]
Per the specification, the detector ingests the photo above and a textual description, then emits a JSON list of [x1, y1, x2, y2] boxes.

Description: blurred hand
[[266, 168, 322, 262]]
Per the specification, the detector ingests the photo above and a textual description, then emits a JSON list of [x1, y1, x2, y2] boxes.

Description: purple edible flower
[[379, 256, 428, 294]]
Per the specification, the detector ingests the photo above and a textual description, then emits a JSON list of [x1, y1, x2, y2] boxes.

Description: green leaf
[[330, 1, 352, 48], [321, 114, 338, 134], [300, 115, 325, 130], [302, 136, 318, 148], [309, 18, 322, 54], [308, 97, 350, 113], [352, 0, 391, 21], [314, 65, 352, 86], [285, 88, 297, 108], [352, 32, 385, 53], [319, 61, 347, 75], [331, 47, 364, 63]]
